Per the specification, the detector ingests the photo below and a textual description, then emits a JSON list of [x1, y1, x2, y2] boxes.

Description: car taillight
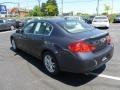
[[68, 41, 96, 53], [107, 35, 112, 44]]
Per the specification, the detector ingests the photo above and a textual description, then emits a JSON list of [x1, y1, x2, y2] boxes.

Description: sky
[[0, 0, 120, 14]]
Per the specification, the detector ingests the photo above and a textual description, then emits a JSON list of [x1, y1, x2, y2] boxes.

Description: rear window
[[58, 20, 94, 33], [95, 17, 107, 19]]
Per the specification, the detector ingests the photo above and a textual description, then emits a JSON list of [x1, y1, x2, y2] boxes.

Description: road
[[0, 24, 120, 90]]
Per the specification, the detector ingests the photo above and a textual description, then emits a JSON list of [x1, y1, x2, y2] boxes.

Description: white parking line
[[89, 73, 120, 81]]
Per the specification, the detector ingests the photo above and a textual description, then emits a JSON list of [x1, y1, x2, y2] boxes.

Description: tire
[[11, 38, 17, 51], [43, 52, 60, 75]]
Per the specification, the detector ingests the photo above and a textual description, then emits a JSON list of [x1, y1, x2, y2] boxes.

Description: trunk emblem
[[93, 38, 106, 46]]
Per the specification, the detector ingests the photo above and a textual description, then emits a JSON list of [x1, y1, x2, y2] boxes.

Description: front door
[[20, 22, 36, 53]]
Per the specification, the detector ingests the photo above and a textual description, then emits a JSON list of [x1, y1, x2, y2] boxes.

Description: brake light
[[68, 41, 96, 53], [107, 35, 112, 44]]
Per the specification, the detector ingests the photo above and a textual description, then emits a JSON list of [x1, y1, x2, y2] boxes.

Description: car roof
[[34, 17, 66, 23]]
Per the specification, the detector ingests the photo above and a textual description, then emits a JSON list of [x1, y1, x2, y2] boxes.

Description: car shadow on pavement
[[96, 27, 109, 30], [10, 48, 106, 87]]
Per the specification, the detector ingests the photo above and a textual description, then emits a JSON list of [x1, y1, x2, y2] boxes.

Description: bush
[[108, 14, 117, 23]]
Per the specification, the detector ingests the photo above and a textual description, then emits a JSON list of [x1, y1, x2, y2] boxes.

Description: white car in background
[[64, 16, 85, 22], [92, 16, 110, 29]]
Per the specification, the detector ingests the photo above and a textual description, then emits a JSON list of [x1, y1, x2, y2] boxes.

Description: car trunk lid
[[69, 29, 109, 52]]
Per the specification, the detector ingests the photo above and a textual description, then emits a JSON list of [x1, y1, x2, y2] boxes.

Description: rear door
[[28, 21, 53, 57]]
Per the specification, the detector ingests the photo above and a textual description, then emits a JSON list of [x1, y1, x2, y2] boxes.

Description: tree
[[104, 4, 111, 15], [46, 4, 57, 16], [46, 0, 59, 16], [30, 0, 59, 16], [50, 0, 59, 15], [41, 3, 47, 16], [101, 12, 107, 15], [29, 10, 33, 16], [32, 5, 42, 16]]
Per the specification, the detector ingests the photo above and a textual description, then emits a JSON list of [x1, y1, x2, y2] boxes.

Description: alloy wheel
[[44, 55, 56, 73]]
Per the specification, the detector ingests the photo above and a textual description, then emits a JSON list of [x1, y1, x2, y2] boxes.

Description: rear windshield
[[58, 20, 94, 33], [95, 17, 107, 19]]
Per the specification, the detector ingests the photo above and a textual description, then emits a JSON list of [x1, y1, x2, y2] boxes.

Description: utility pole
[[111, 0, 113, 14], [17, 2, 20, 16], [61, 0, 63, 16], [37, 0, 41, 10], [96, 0, 100, 16]]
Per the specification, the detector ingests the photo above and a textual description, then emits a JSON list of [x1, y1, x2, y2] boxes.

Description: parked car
[[92, 16, 110, 29], [16, 18, 24, 28], [10, 18, 114, 75], [7, 19, 17, 29], [16, 18, 31, 28], [0, 19, 13, 31], [86, 15, 95, 24], [64, 16, 85, 22], [114, 15, 120, 23]]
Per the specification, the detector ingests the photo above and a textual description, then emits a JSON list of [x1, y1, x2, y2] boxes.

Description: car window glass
[[23, 23, 35, 34], [95, 17, 107, 19], [44, 23, 53, 35], [39, 22, 47, 34], [34, 22, 53, 35], [34, 22, 43, 34], [58, 20, 94, 33]]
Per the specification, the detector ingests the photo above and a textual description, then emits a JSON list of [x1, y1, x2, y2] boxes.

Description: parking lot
[[0, 23, 120, 90]]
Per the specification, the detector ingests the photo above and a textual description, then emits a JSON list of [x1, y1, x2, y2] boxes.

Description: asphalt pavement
[[0, 24, 120, 90]]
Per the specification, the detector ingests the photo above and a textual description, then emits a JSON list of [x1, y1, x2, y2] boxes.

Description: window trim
[[33, 21, 53, 36]]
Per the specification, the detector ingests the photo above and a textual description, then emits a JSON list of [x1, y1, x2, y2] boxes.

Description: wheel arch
[[41, 48, 60, 73], [41, 49, 57, 61]]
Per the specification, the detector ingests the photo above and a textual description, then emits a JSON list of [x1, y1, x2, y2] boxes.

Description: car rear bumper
[[56, 44, 114, 73], [92, 23, 109, 28]]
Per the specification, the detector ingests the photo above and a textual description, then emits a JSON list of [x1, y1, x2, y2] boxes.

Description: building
[[9, 7, 29, 17]]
